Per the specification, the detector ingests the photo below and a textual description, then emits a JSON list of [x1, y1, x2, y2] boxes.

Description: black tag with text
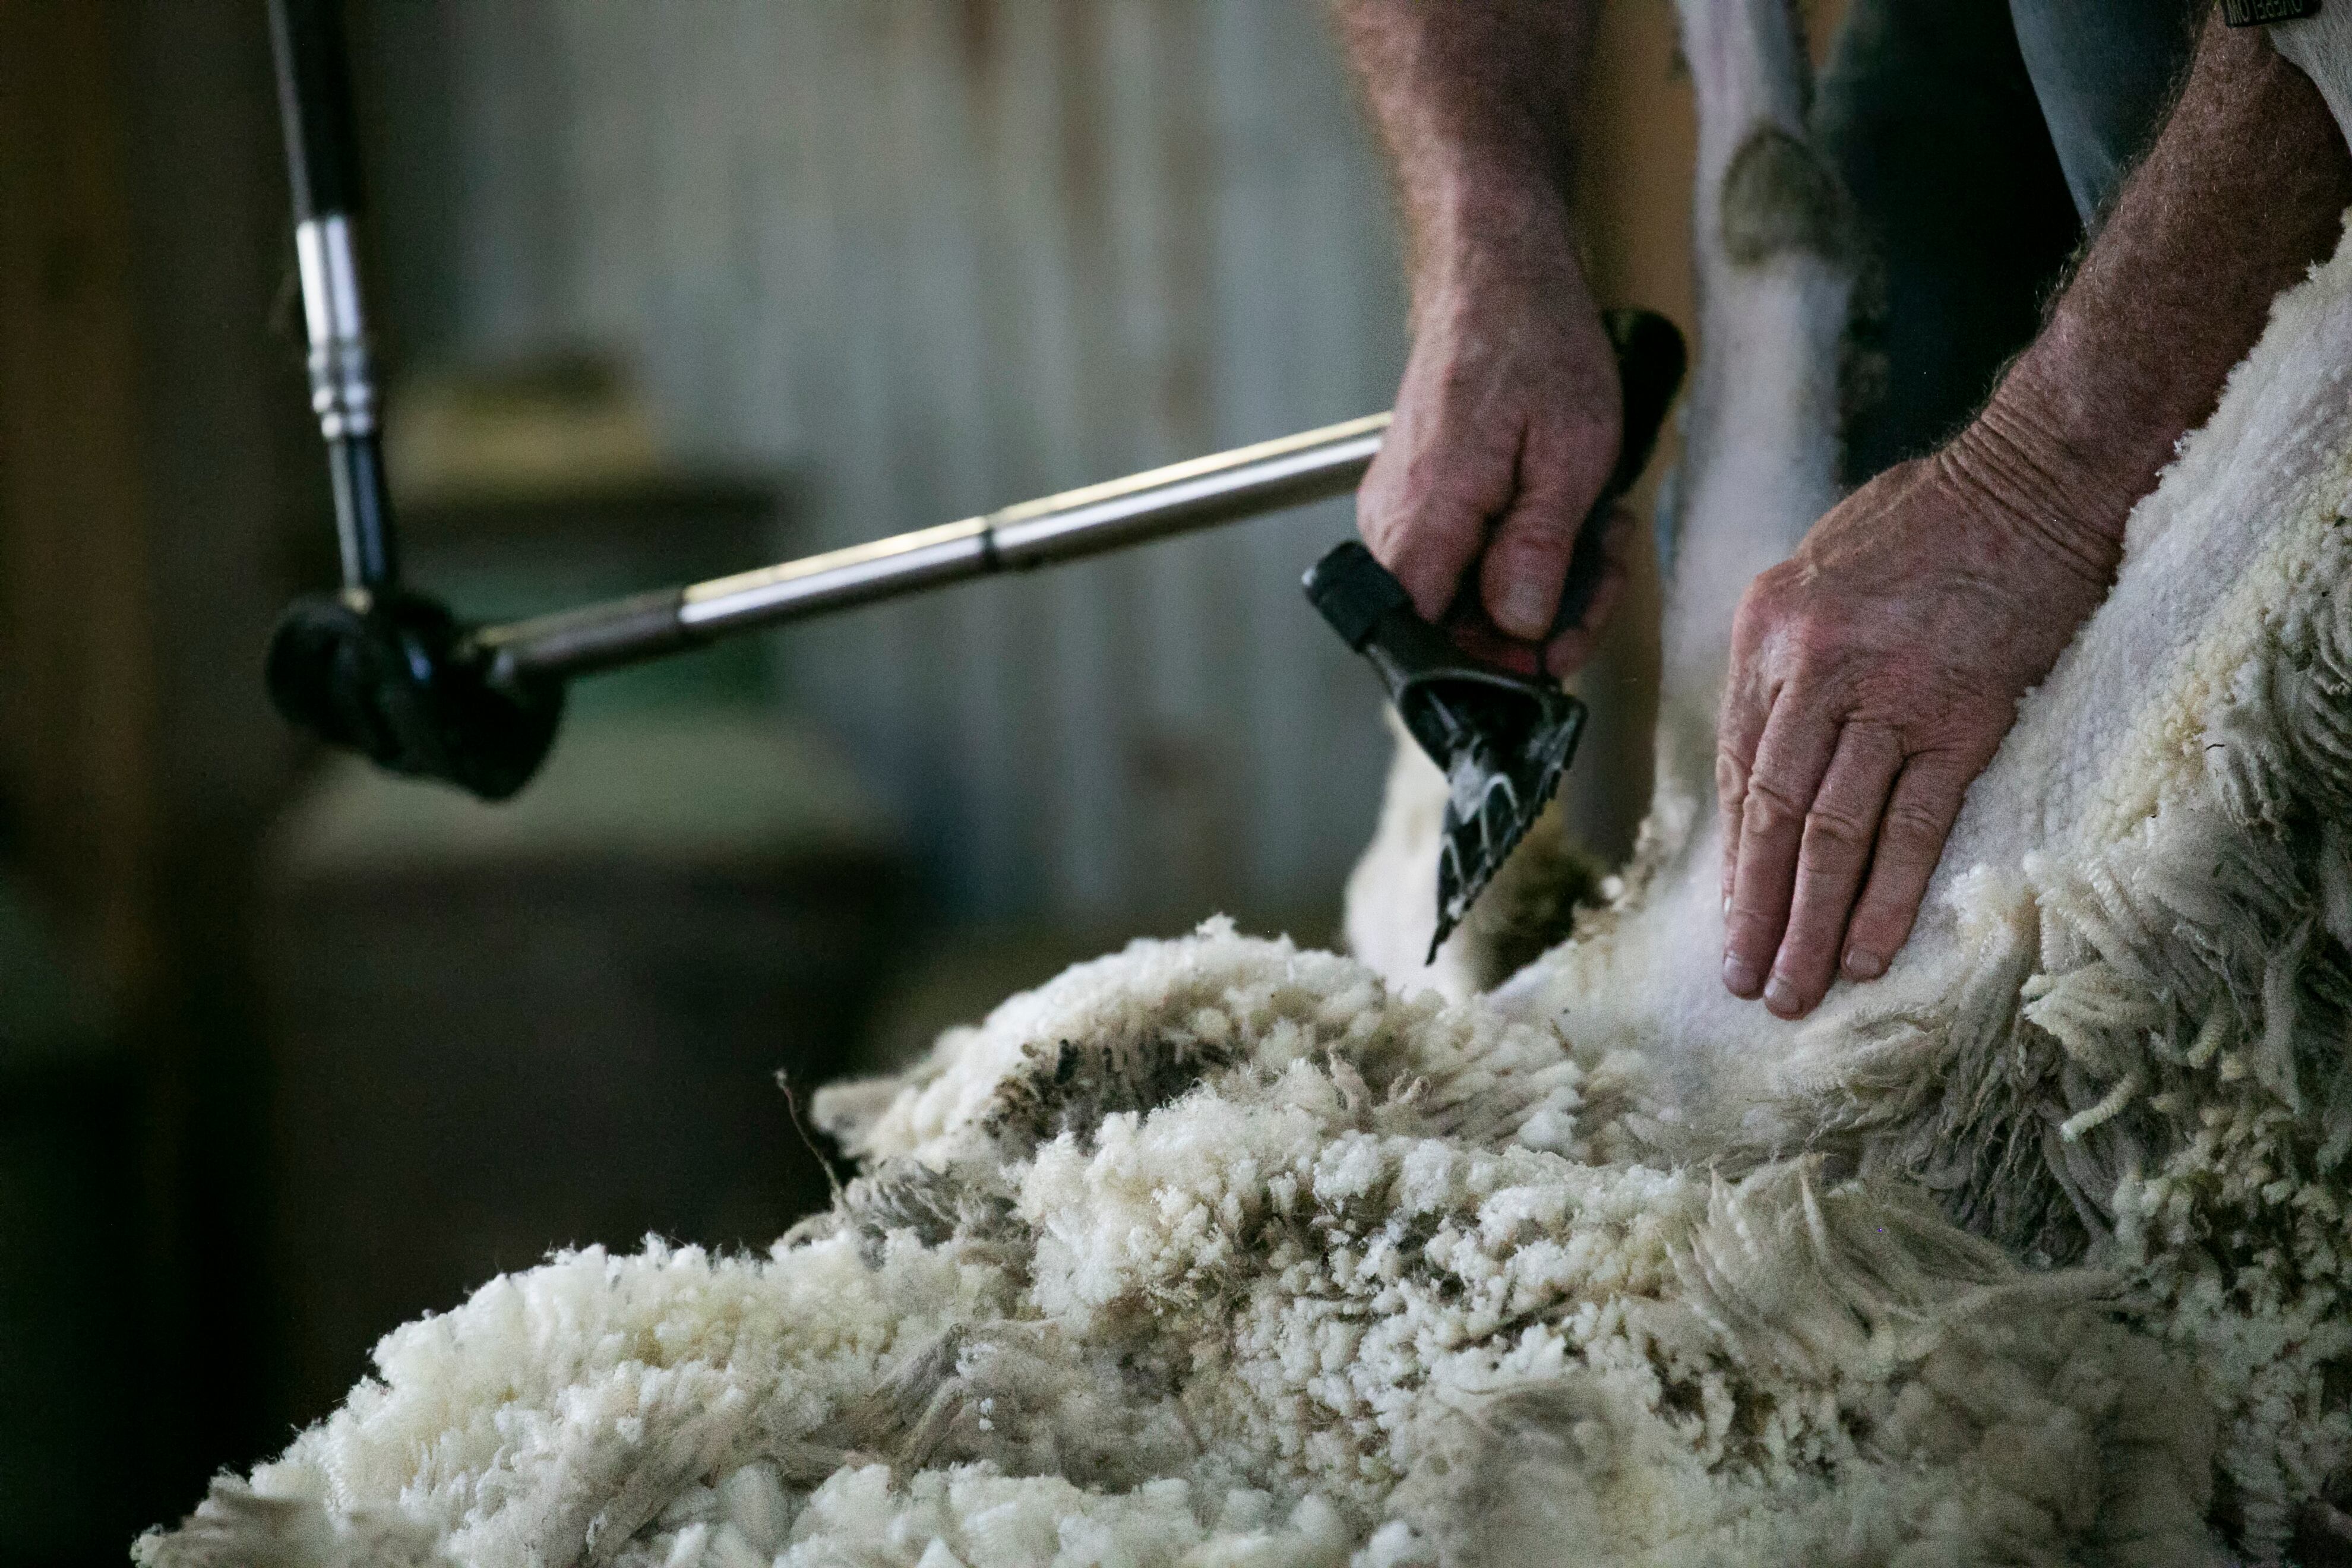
[[2221, 0, 2319, 25]]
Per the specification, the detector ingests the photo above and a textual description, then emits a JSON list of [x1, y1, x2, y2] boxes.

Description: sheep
[[140, 4, 2352, 1564]]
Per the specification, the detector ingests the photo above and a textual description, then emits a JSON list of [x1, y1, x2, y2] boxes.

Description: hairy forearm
[[1330, 1, 1599, 304], [1335, 0, 1627, 649], [1957, 14, 2352, 577]]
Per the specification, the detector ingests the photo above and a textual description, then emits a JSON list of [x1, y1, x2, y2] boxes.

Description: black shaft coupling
[[265, 590, 563, 801]]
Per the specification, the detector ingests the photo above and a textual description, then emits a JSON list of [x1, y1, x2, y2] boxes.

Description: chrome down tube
[[473, 412, 1388, 690]]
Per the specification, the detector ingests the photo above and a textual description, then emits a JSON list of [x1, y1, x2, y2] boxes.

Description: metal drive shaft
[[269, 0, 397, 593], [470, 413, 1389, 690], [260, 0, 1389, 801]]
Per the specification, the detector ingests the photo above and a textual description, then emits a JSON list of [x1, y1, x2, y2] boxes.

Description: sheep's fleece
[[146, 7, 2352, 1566]]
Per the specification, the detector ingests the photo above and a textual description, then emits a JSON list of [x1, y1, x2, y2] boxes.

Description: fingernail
[[1494, 577, 1551, 639], [1842, 947, 1886, 980], [1721, 893, 1733, 918], [1722, 953, 1760, 997], [1763, 973, 1801, 1016]]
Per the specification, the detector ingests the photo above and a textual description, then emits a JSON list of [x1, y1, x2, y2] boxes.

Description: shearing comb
[[1303, 310, 1685, 960]]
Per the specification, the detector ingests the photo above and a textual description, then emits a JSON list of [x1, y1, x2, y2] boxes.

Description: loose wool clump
[[143, 4, 2352, 1564]]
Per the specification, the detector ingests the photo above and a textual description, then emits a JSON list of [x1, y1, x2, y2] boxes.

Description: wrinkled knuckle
[[1715, 752, 1749, 799], [1880, 796, 1950, 850], [1377, 517, 1433, 563], [1803, 801, 1873, 852], [1513, 510, 1582, 551], [1490, 485, 1574, 540], [1741, 776, 1805, 837]]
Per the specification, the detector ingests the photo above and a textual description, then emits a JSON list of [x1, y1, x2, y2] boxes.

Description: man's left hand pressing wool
[[1718, 13, 2352, 1019]]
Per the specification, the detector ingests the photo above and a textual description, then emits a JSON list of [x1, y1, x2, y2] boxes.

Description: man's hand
[[1328, 0, 1616, 675], [1357, 233, 1627, 676], [1715, 438, 2114, 1018], [1714, 11, 2352, 1017]]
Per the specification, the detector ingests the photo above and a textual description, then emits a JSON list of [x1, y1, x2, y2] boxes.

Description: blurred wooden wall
[[0, 0, 329, 1532], [0, 1, 159, 1006]]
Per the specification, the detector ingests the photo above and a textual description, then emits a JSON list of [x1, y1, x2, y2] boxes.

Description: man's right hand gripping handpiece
[[1333, 0, 1630, 680]]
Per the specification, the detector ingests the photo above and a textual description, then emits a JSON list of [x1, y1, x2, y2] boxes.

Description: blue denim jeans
[[2011, 0, 2204, 222], [1812, 0, 2199, 481]]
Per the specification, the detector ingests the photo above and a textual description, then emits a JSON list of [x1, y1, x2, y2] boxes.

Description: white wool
[[141, 4, 2352, 1564], [141, 923, 2229, 1567]]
